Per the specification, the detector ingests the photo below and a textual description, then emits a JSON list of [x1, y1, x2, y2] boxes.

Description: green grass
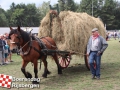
[[0, 39, 120, 90]]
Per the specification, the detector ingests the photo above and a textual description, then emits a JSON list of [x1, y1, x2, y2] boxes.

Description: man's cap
[[92, 28, 98, 32]]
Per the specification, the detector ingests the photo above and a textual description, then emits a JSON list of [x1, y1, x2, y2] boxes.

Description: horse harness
[[18, 34, 57, 58], [33, 36, 57, 58]]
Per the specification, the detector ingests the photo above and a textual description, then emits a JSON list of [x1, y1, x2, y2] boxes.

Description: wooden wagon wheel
[[84, 49, 96, 70], [59, 55, 71, 69]]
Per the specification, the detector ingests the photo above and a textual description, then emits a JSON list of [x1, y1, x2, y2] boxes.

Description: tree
[[6, 3, 40, 27], [78, 0, 104, 17], [0, 8, 8, 27], [78, 0, 92, 15], [25, 4, 40, 26], [10, 8, 24, 26], [37, 1, 50, 21], [58, 0, 65, 11], [78, 0, 117, 29], [114, 1, 120, 29], [100, 0, 116, 29], [58, 0, 76, 11]]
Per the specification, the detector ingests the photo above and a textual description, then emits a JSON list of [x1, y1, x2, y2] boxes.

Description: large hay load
[[38, 11, 106, 56]]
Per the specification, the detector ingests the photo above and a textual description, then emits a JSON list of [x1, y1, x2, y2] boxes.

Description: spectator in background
[[114, 31, 117, 40], [106, 32, 109, 41], [3, 35, 9, 63], [108, 32, 112, 40], [4, 33, 13, 62], [117, 30, 120, 42], [4, 44, 9, 63], [0, 35, 6, 65]]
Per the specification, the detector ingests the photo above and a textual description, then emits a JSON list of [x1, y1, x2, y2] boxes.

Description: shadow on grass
[[40, 61, 120, 89], [101, 62, 120, 79], [40, 64, 90, 88]]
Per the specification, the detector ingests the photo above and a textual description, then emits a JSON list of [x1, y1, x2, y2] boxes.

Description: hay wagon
[[38, 10, 106, 70], [40, 48, 90, 70]]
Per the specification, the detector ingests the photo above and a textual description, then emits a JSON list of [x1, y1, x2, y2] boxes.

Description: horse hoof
[[58, 72, 62, 74], [26, 72, 32, 78], [47, 71, 51, 74], [58, 71, 62, 74], [42, 74, 47, 78], [32, 81, 40, 84]]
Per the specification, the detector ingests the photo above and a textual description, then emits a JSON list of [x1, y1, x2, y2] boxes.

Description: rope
[[18, 41, 30, 52]]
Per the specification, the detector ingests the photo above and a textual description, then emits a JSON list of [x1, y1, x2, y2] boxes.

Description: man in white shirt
[[87, 28, 108, 80]]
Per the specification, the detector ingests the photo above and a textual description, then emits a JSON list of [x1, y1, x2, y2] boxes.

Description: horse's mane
[[9, 29, 30, 42]]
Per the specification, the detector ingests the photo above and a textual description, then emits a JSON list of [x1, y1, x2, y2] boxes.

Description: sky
[[0, 0, 120, 10], [0, 0, 81, 10]]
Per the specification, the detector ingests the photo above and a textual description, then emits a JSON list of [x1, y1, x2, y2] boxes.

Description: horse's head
[[9, 26, 22, 45], [6, 39, 17, 50], [9, 26, 30, 47]]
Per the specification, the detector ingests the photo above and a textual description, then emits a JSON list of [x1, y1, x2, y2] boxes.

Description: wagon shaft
[[41, 49, 70, 55]]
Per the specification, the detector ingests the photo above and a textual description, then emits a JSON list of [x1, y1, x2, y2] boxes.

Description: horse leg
[[21, 60, 32, 78], [41, 56, 50, 78], [32, 59, 40, 84], [52, 54, 62, 74]]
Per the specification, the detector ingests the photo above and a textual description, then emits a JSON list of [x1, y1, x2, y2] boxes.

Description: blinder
[[9, 30, 22, 40], [9, 30, 22, 50]]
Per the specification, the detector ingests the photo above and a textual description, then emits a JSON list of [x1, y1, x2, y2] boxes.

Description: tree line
[[0, 0, 120, 30]]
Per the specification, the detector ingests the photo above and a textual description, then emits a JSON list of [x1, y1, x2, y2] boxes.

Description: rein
[[18, 41, 31, 56]]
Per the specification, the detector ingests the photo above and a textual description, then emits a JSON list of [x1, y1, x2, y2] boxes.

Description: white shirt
[[91, 38, 99, 51]]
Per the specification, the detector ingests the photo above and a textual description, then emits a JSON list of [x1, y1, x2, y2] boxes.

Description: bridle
[[9, 30, 22, 48], [9, 31, 31, 56]]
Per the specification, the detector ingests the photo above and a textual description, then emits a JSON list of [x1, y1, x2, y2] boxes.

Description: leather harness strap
[[34, 36, 47, 49]]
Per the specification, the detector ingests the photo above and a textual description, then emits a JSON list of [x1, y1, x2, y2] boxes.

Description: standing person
[[87, 28, 108, 80], [0, 35, 5, 65], [4, 33, 13, 62], [118, 30, 120, 42], [3, 35, 9, 63], [114, 31, 117, 40]]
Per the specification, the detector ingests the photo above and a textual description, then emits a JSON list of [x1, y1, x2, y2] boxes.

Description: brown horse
[[9, 26, 62, 84]]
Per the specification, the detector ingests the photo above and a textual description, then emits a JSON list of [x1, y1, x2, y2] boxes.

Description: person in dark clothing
[[0, 35, 5, 65]]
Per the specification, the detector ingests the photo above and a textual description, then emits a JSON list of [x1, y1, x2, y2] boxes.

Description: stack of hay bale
[[38, 11, 106, 56]]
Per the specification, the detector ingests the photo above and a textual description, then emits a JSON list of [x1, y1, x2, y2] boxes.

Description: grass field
[[0, 38, 120, 90]]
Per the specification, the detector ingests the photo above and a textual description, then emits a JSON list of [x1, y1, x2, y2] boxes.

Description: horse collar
[[19, 46, 31, 56]]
